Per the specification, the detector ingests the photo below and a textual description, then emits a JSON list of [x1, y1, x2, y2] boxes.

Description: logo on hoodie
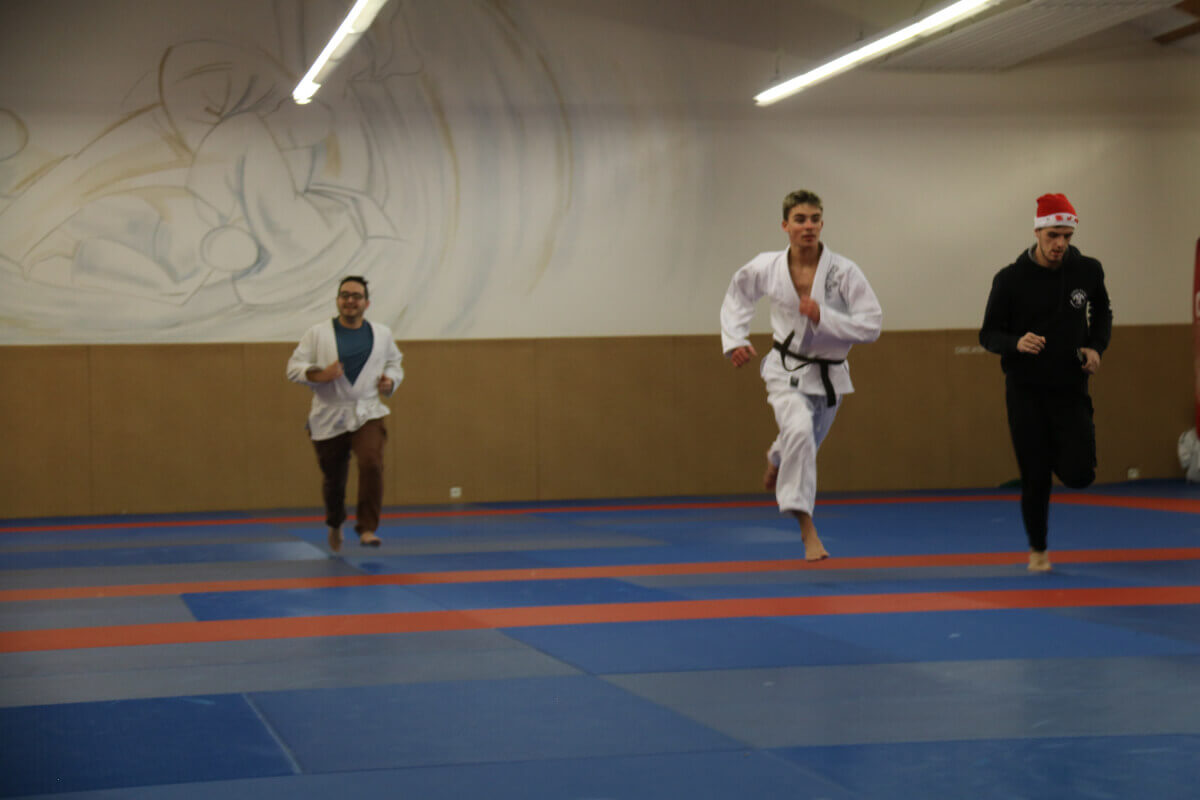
[[1069, 288, 1087, 309]]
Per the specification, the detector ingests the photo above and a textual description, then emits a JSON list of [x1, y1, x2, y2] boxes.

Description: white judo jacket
[[720, 245, 882, 397], [286, 319, 405, 441]]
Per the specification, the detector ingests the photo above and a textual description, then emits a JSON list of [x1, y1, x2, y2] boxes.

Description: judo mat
[[1, 482, 1198, 798]]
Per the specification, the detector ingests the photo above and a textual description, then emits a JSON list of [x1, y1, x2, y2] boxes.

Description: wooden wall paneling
[[1091, 325, 1190, 482], [240, 342, 320, 511], [670, 334, 779, 495], [389, 339, 539, 505], [2, 325, 1189, 520], [88, 344, 249, 514], [944, 331, 1016, 489], [818, 331, 957, 492], [0, 346, 92, 518], [535, 337, 684, 500]]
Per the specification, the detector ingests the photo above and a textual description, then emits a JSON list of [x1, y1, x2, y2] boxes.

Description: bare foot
[[802, 533, 830, 561], [358, 531, 382, 547], [1027, 550, 1051, 572], [796, 512, 829, 561], [327, 526, 343, 553]]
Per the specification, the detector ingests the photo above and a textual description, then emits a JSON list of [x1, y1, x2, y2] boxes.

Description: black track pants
[[1005, 380, 1096, 552]]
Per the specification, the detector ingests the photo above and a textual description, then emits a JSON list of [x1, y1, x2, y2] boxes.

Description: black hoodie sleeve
[[1085, 261, 1113, 355], [979, 269, 1019, 355]]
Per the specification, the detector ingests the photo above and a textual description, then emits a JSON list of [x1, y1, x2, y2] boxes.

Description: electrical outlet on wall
[[449, 486, 462, 499]]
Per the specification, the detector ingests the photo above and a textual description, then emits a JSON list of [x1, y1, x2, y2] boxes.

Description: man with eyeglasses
[[287, 276, 404, 551]]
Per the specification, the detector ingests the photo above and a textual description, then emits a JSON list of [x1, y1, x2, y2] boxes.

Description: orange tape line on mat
[[5, 547, 1200, 603], [4, 584, 1199, 653]]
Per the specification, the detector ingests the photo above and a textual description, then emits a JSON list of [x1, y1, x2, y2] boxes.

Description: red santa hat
[[1034, 193, 1078, 229]]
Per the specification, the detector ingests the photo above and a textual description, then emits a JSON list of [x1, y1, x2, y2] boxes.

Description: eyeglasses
[[338, 292, 365, 301]]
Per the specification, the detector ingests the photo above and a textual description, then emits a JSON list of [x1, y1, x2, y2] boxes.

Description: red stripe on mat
[[4, 492, 1197, 534], [3, 584, 1199, 653], [1053, 493, 1200, 513], [4, 547, 1199, 603]]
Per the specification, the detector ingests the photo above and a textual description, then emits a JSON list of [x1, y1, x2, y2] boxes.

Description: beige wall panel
[[88, 345, 249, 514], [536, 337, 685, 500], [241, 342, 322, 510], [0, 347, 93, 518], [669, 334, 778, 495], [390, 340, 538, 505], [1092, 325, 1190, 482]]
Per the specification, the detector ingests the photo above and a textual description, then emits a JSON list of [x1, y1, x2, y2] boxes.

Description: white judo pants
[[765, 383, 840, 515]]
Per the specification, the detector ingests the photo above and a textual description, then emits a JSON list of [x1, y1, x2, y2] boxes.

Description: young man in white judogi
[[720, 190, 882, 560]]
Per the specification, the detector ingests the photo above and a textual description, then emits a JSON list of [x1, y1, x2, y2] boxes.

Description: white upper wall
[[0, 0, 1196, 342]]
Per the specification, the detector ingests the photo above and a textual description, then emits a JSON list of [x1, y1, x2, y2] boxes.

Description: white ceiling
[[881, 0, 1187, 71], [559, 0, 1200, 66]]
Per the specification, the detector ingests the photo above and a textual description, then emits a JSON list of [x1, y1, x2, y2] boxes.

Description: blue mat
[[351, 550, 551, 574], [505, 618, 886, 673], [0, 528, 293, 549], [0, 695, 293, 797], [1054, 604, 1200, 643], [400, 577, 677, 609], [183, 578, 678, 619], [771, 607, 1200, 662], [182, 585, 446, 620], [0, 542, 324, 570], [772, 734, 1200, 800], [649, 570, 1168, 601], [504, 606, 1200, 675], [0, 751, 860, 799], [249, 676, 737, 772]]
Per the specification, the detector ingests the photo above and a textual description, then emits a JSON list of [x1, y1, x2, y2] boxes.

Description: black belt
[[773, 332, 843, 407]]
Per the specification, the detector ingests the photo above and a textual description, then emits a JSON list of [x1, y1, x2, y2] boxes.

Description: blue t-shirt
[[333, 319, 374, 386]]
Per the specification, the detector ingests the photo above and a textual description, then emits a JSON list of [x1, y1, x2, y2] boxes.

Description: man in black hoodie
[[980, 193, 1112, 572]]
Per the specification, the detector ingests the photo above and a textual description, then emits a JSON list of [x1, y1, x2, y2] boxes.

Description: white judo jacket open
[[720, 245, 882, 396], [286, 319, 405, 441]]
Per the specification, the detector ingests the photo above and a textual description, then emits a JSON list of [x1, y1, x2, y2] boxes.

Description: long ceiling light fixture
[[754, 0, 1001, 106], [293, 0, 392, 104]]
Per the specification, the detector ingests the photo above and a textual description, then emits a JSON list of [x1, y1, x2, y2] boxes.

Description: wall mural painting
[[0, 0, 573, 343]]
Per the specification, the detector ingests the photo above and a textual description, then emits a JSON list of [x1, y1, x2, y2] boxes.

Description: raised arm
[[812, 263, 882, 345], [286, 327, 333, 385]]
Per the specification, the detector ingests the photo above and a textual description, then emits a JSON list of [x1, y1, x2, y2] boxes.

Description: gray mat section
[[604, 655, 1200, 748], [343, 533, 659, 556], [0, 558, 363, 589], [0, 630, 580, 707], [0, 595, 195, 631], [0, 533, 298, 553]]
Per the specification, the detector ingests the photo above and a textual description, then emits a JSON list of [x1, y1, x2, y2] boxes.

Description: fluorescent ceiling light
[[293, 0, 392, 104], [754, 0, 999, 106]]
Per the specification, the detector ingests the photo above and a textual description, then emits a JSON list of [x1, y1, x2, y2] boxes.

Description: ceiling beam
[[1154, 20, 1200, 42], [1151, 0, 1200, 44]]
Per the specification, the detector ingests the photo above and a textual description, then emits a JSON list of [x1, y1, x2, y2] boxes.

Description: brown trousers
[[312, 418, 387, 534]]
